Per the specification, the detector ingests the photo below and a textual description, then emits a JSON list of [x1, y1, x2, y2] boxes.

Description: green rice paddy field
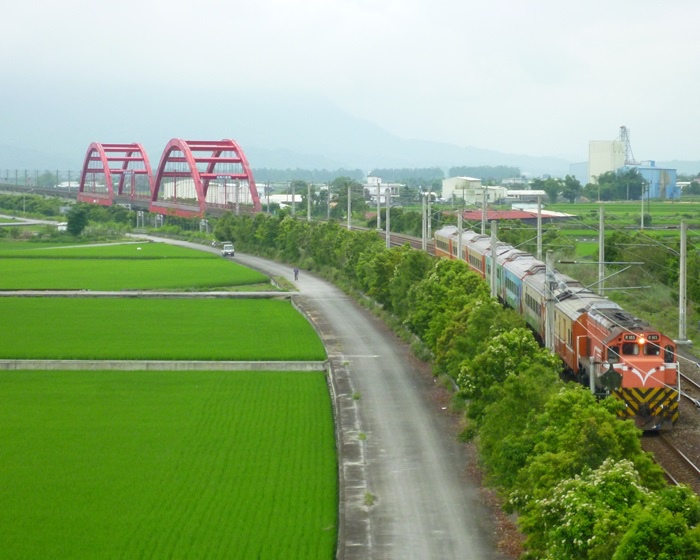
[[0, 370, 337, 559], [0, 242, 269, 290], [0, 240, 337, 558], [0, 298, 326, 360]]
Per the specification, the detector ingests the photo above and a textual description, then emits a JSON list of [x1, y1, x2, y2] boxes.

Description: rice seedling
[[0, 242, 268, 290], [0, 370, 337, 559], [0, 298, 326, 360]]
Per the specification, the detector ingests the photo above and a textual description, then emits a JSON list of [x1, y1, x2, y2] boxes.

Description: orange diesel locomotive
[[435, 225, 679, 430]]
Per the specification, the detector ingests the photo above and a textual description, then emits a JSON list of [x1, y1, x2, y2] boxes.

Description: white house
[[442, 177, 507, 205]]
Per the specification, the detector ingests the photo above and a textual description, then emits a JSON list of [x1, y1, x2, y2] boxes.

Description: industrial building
[[623, 162, 680, 199], [588, 140, 625, 184], [572, 126, 680, 200]]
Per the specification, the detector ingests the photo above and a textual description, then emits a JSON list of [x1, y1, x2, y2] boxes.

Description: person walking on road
[[293, 267, 299, 281]]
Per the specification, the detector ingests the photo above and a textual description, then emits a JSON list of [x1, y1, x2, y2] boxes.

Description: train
[[434, 224, 680, 430]]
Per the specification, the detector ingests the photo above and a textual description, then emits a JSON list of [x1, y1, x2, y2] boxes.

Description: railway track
[[387, 232, 435, 254], [350, 226, 435, 254], [641, 432, 700, 493], [680, 372, 700, 408]]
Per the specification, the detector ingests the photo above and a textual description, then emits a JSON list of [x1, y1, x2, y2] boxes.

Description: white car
[[220, 243, 235, 257]]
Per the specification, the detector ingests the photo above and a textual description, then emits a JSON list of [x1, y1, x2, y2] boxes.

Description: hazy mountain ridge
[[1, 89, 696, 178]]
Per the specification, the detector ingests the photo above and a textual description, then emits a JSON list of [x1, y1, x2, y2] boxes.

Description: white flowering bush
[[521, 459, 649, 559], [456, 327, 561, 422]]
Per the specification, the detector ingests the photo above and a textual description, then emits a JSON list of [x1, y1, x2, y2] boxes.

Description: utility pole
[[235, 180, 240, 215], [490, 220, 498, 299], [545, 251, 556, 352], [385, 187, 391, 248], [536, 195, 542, 260], [598, 206, 605, 296], [347, 183, 352, 230], [457, 212, 463, 261], [677, 220, 691, 345], [481, 187, 487, 235], [421, 190, 427, 251], [427, 191, 432, 241], [376, 182, 381, 230], [291, 181, 295, 216], [307, 182, 311, 221]]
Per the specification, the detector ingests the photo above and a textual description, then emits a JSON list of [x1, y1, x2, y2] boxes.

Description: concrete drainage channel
[[0, 360, 328, 371]]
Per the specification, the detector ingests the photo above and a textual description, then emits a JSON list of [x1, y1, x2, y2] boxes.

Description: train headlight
[[638, 335, 645, 345]]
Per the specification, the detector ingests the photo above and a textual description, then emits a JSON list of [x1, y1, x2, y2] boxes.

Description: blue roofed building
[[623, 161, 680, 200]]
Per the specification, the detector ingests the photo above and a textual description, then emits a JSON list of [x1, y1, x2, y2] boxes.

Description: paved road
[[134, 237, 508, 559]]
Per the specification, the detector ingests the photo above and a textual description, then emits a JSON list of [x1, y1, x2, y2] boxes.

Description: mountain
[[0, 88, 588, 177], [657, 161, 700, 176]]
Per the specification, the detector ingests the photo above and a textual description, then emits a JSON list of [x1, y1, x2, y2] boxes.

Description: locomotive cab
[[598, 330, 679, 430]]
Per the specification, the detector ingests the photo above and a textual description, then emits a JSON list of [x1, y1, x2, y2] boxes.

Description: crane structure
[[618, 125, 639, 166]]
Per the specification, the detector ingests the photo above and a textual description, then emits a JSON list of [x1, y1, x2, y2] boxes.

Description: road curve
[[135, 237, 508, 559]]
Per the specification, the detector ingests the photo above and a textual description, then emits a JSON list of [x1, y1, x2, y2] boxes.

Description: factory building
[[588, 140, 625, 184], [622, 162, 680, 199], [570, 127, 680, 200]]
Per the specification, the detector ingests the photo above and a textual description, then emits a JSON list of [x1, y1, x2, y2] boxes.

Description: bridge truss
[[77, 138, 261, 217], [78, 143, 153, 206], [150, 139, 261, 217]]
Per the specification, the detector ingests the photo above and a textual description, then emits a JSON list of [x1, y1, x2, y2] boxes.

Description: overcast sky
[[3, 0, 699, 162]]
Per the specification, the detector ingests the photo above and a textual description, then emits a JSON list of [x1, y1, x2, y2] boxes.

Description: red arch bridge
[[78, 139, 262, 217]]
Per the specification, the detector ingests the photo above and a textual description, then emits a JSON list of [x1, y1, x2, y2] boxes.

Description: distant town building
[[267, 194, 303, 206], [504, 190, 547, 203], [364, 176, 401, 203], [460, 209, 573, 226], [442, 177, 508, 205]]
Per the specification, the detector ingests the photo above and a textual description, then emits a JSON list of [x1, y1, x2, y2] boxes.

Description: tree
[[214, 211, 236, 242], [388, 246, 433, 317], [617, 168, 646, 201], [612, 494, 700, 560], [561, 174, 583, 203], [686, 180, 700, 195], [456, 327, 561, 422], [687, 250, 700, 312], [509, 386, 665, 514], [478, 363, 562, 489], [356, 246, 404, 308], [522, 458, 651, 559], [434, 298, 523, 378], [66, 204, 88, 236], [585, 169, 647, 201], [530, 177, 562, 204], [329, 177, 366, 221], [542, 177, 562, 204]]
